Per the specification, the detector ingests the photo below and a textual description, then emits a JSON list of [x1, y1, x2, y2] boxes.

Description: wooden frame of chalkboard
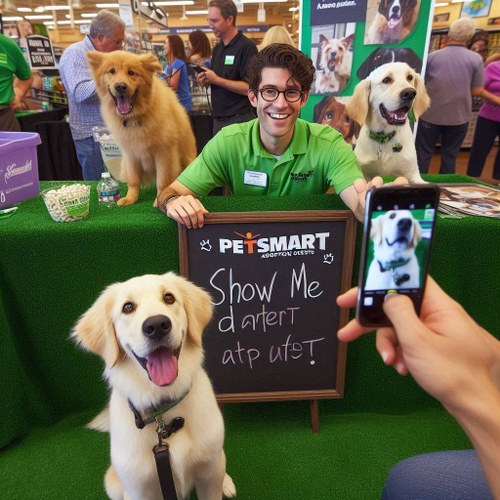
[[179, 210, 356, 405]]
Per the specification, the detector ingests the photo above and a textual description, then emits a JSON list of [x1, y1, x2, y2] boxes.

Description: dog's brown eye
[[382, 77, 392, 84], [407, 74, 414, 82], [164, 293, 175, 304], [109, 68, 116, 75], [344, 115, 351, 123], [128, 70, 135, 76], [122, 301, 135, 314], [389, 212, 397, 219]]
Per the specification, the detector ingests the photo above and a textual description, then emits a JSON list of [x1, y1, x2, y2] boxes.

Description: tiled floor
[[430, 147, 498, 185]]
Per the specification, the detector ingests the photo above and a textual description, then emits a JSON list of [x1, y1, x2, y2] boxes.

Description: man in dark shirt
[[197, 0, 258, 134]]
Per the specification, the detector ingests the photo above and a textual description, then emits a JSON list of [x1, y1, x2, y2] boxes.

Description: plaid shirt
[[58, 36, 104, 140]]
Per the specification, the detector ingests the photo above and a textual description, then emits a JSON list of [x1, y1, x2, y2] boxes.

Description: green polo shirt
[[177, 118, 363, 196]]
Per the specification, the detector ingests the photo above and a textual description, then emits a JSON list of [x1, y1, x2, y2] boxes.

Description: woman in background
[[258, 26, 295, 51], [188, 30, 212, 67], [164, 34, 192, 112], [467, 58, 500, 182], [187, 30, 212, 114]]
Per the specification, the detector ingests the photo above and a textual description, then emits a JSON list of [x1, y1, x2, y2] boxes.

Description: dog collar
[[368, 129, 396, 144], [128, 385, 191, 430], [378, 257, 411, 272]]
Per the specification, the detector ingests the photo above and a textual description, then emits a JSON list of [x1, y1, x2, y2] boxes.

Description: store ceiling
[[1, 0, 299, 31]]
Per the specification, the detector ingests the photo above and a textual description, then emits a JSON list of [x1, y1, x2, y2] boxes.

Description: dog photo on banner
[[311, 23, 355, 95]]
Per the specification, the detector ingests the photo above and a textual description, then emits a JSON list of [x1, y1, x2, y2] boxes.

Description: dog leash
[[128, 387, 190, 499]]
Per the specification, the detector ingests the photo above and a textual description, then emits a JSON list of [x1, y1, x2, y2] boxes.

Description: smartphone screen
[[357, 185, 440, 327]]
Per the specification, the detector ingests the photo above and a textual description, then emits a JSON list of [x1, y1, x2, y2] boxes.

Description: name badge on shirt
[[224, 55, 235, 65], [244, 170, 267, 188]]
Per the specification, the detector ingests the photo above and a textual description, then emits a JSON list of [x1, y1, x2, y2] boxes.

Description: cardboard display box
[[0, 132, 41, 210]]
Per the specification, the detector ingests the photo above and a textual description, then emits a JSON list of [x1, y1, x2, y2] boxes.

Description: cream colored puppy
[[72, 272, 236, 500], [366, 210, 422, 290], [347, 62, 430, 184]]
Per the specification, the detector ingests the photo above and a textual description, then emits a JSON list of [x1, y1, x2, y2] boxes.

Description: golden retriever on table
[[87, 51, 197, 207], [346, 62, 430, 184], [72, 272, 236, 500], [366, 210, 422, 290]]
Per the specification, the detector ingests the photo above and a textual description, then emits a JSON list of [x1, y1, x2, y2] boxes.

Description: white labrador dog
[[365, 210, 422, 290], [347, 62, 430, 184], [72, 272, 236, 500]]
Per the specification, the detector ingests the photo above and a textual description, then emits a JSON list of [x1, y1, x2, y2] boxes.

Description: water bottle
[[97, 172, 120, 208]]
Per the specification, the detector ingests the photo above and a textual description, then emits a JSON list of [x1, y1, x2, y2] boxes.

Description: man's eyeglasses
[[107, 36, 125, 48], [255, 88, 304, 103]]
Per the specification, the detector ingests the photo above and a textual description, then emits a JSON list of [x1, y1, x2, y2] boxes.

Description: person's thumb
[[382, 293, 423, 341]]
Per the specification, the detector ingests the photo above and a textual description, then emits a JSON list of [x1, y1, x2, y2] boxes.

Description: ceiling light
[[141, 1, 193, 5], [434, 2, 449, 5], [96, 3, 120, 8], [289, 6, 298, 11], [3, 15, 24, 21], [186, 9, 208, 14], [81, 12, 98, 17], [25, 14, 54, 19], [242, 0, 288, 3], [17, 7, 32, 12]]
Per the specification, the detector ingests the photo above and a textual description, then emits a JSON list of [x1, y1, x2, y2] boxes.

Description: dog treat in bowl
[[42, 184, 90, 222]]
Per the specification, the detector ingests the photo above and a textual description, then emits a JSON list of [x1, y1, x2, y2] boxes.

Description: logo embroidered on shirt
[[290, 171, 313, 182]]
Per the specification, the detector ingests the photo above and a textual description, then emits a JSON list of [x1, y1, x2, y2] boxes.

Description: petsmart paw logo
[[218, 230, 331, 259]]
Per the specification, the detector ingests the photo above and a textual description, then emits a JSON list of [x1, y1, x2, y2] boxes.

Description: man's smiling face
[[248, 67, 309, 155]]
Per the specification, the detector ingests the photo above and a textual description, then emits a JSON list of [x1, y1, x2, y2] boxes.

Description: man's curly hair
[[247, 43, 316, 93]]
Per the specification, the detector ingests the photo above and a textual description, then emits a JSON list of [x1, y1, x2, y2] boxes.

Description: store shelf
[[31, 88, 67, 107]]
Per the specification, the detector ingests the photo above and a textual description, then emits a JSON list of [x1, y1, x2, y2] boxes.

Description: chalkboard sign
[[179, 210, 357, 403], [25, 35, 56, 70]]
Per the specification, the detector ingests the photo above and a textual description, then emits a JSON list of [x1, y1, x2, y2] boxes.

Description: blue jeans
[[415, 120, 469, 174], [382, 450, 493, 500], [74, 136, 106, 181]]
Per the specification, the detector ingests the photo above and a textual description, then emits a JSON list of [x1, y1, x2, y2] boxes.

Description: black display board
[[179, 210, 357, 403], [25, 35, 56, 70]]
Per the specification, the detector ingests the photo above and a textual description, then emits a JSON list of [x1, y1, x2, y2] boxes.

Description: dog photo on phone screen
[[365, 209, 431, 290]]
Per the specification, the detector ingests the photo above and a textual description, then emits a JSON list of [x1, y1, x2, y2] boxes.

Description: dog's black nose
[[400, 88, 417, 102], [142, 315, 172, 340], [398, 218, 412, 231], [114, 82, 128, 95]]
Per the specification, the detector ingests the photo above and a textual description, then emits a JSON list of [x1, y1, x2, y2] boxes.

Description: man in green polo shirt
[[158, 43, 397, 227]]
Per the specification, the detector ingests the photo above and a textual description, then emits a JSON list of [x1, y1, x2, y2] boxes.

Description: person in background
[[258, 25, 295, 51], [188, 30, 212, 67], [336, 276, 500, 499], [164, 34, 192, 113], [415, 17, 500, 175], [467, 30, 489, 63], [157, 44, 405, 227], [467, 58, 500, 182], [187, 30, 212, 114], [58, 10, 125, 180], [198, 0, 258, 134], [0, 33, 33, 131]]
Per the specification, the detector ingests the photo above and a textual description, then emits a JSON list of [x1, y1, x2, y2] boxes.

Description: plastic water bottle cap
[[102, 172, 110, 178]]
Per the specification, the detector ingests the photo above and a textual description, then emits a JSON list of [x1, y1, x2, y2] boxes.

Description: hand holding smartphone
[[190, 64, 207, 74], [357, 185, 440, 327]]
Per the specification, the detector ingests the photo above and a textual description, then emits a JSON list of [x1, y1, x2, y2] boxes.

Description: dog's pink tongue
[[116, 96, 132, 115], [147, 347, 178, 386]]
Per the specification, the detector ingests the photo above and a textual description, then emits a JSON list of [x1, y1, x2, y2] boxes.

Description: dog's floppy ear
[[370, 215, 383, 246], [86, 51, 105, 75], [71, 283, 123, 368], [175, 276, 213, 348], [140, 53, 162, 74], [346, 79, 370, 126], [411, 219, 422, 248], [313, 97, 328, 123], [412, 73, 431, 120]]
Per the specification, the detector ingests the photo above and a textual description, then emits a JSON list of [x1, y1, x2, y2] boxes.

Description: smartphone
[[357, 184, 440, 327], [190, 64, 206, 74]]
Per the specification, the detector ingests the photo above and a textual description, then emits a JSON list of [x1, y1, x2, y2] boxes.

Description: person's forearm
[[14, 75, 34, 99], [473, 87, 500, 106], [447, 391, 500, 497]]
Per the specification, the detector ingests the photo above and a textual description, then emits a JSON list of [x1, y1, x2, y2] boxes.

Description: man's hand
[[163, 195, 209, 229], [196, 68, 217, 88]]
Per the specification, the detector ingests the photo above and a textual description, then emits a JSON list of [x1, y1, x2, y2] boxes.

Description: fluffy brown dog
[[87, 51, 197, 206]]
